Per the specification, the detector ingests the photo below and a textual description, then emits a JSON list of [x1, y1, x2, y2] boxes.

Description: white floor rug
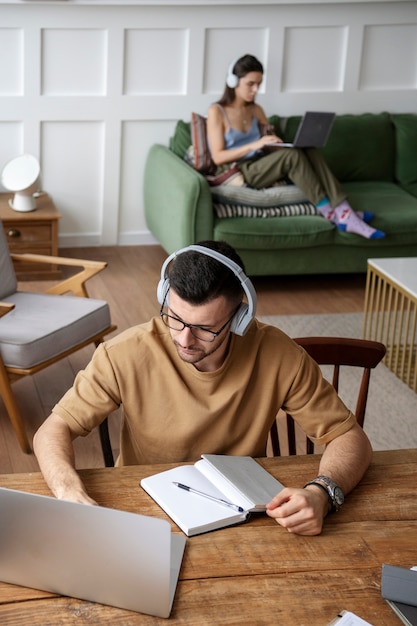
[[259, 313, 417, 451]]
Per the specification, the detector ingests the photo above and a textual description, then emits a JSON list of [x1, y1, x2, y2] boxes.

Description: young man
[[34, 240, 372, 536]]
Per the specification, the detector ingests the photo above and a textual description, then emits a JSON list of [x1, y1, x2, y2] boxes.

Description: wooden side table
[[0, 193, 62, 280]]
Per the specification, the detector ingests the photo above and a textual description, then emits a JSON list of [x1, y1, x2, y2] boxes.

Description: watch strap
[[303, 480, 332, 511]]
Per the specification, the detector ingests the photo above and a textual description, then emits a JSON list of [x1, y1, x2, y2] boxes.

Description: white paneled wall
[[0, 1, 416, 247]]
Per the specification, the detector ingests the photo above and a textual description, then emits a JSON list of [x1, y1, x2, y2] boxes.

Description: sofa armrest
[[144, 144, 214, 253]]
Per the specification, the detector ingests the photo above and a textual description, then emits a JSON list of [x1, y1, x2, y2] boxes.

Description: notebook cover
[[381, 564, 417, 606], [386, 600, 417, 626], [200, 455, 285, 508]]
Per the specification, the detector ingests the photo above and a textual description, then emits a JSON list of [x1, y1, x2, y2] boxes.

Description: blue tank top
[[219, 106, 262, 160]]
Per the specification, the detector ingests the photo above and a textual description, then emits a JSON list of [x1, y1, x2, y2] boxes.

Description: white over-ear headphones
[[157, 244, 257, 336], [226, 58, 239, 88]]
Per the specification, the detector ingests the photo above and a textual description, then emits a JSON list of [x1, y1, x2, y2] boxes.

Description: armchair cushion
[[0, 292, 111, 369]]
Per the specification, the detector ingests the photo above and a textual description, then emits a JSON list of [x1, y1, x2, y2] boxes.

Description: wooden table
[[0, 450, 416, 625], [0, 192, 61, 280], [363, 257, 417, 392]]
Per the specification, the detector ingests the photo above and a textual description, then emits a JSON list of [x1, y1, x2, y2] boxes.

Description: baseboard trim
[[59, 231, 159, 247]]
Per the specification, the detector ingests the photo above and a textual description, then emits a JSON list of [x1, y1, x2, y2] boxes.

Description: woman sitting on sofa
[[206, 54, 384, 240]]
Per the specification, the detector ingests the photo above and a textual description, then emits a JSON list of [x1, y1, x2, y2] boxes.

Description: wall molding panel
[[0, 1, 416, 248]]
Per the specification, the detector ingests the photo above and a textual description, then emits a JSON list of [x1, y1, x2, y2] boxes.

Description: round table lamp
[[1, 154, 41, 212]]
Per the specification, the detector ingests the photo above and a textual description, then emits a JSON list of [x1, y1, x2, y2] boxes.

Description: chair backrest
[[0, 226, 17, 299], [269, 336, 386, 456]]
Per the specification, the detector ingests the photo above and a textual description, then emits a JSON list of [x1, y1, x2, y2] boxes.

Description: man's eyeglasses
[[160, 307, 237, 343]]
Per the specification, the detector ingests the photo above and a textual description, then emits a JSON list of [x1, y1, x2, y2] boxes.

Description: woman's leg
[[304, 149, 346, 206], [304, 152, 376, 222], [239, 148, 385, 239], [305, 149, 384, 239], [239, 149, 326, 204]]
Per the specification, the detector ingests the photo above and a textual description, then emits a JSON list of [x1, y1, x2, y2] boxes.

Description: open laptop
[[0, 487, 186, 618], [275, 111, 335, 148]]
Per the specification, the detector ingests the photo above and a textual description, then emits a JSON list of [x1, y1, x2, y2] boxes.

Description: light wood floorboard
[[0, 244, 366, 474]]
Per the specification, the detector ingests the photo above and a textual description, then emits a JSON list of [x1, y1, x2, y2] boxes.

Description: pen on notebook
[[172, 482, 244, 513]]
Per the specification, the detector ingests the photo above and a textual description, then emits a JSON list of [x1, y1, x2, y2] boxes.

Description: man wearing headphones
[[34, 240, 372, 536]]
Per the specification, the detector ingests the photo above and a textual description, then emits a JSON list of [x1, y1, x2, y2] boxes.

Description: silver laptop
[[277, 111, 335, 148], [0, 487, 186, 618]]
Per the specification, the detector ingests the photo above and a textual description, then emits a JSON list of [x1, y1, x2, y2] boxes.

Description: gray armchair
[[0, 226, 116, 453]]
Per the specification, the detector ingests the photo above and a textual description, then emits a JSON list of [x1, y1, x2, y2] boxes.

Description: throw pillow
[[205, 164, 245, 187], [212, 202, 317, 219], [169, 120, 191, 158], [210, 183, 316, 218], [189, 112, 215, 174]]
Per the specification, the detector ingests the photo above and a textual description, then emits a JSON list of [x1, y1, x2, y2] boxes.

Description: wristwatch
[[304, 476, 345, 513]]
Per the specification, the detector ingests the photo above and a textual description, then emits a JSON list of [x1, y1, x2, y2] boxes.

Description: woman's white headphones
[[226, 58, 239, 88], [157, 244, 257, 336]]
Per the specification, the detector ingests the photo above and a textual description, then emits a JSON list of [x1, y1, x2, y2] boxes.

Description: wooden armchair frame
[[0, 253, 116, 453]]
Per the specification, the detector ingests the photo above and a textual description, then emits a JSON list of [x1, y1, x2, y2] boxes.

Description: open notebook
[[0, 487, 186, 618], [141, 455, 285, 536]]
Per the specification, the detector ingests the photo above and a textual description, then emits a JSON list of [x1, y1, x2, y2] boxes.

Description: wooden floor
[[1, 244, 367, 474]]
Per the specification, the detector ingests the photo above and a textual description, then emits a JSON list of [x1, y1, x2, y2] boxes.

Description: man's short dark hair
[[168, 241, 246, 306]]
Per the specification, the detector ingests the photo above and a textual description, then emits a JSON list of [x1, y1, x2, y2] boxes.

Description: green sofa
[[144, 112, 417, 276]]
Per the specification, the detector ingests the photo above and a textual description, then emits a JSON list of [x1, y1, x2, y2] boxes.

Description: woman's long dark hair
[[217, 54, 264, 106]]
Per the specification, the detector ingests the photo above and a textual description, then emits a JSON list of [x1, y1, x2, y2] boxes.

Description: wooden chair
[[0, 226, 116, 454], [99, 418, 115, 467], [269, 336, 387, 456]]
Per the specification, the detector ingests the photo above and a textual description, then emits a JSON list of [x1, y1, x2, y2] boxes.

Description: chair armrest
[[144, 144, 214, 252], [0, 302, 15, 318], [11, 253, 107, 298]]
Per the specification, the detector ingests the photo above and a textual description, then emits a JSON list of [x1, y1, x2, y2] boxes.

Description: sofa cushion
[[342, 181, 417, 242], [392, 113, 417, 185], [401, 182, 417, 199], [213, 202, 317, 219], [0, 292, 111, 368], [214, 214, 335, 250], [285, 112, 395, 183], [211, 183, 316, 218], [214, 180, 417, 251], [169, 120, 191, 158]]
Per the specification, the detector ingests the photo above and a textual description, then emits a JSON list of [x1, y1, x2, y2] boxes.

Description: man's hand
[[266, 424, 373, 536], [55, 486, 98, 506], [33, 412, 96, 506], [266, 485, 329, 535]]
